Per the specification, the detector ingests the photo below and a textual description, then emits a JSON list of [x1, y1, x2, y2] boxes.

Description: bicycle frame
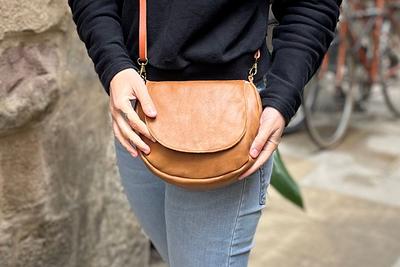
[[319, 0, 400, 85]]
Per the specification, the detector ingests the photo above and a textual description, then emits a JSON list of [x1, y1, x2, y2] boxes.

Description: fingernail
[[250, 148, 258, 157], [148, 109, 157, 117]]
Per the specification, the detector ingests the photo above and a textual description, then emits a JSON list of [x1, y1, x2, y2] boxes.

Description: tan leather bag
[[134, 0, 263, 190]]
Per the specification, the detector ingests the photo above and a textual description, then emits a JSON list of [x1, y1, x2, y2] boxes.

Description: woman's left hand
[[238, 107, 286, 180]]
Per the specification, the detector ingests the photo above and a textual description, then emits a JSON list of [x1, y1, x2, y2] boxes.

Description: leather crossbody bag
[[134, 0, 263, 190]]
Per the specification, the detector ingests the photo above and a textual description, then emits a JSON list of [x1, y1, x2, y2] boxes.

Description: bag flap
[[144, 80, 247, 153]]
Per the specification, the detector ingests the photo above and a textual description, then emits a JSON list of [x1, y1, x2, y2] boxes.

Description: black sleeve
[[261, 0, 342, 126], [68, 0, 138, 94]]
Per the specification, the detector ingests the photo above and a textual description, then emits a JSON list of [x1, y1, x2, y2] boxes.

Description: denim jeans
[[114, 79, 273, 267]]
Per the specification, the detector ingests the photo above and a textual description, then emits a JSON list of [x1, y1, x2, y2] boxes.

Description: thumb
[[250, 121, 271, 158], [134, 81, 157, 118]]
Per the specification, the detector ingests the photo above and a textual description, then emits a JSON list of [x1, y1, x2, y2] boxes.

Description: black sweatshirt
[[68, 0, 341, 125]]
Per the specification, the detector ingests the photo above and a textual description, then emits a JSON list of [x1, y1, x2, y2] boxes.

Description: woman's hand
[[238, 107, 286, 179], [109, 68, 157, 158]]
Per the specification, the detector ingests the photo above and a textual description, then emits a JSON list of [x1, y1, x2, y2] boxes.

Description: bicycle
[[301, 0, 400, 149]]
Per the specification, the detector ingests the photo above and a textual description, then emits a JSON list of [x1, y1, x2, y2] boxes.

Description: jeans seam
[[259, 165, 266, 206], [227, 178, 247, 267], [261, 155, 275, 206]]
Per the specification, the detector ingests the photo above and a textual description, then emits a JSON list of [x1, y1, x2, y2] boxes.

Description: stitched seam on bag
[[246, 80, 263, 115], [146, 124, 247, 153], [141, 153, 251, 180], [227, 178, 247, 267]]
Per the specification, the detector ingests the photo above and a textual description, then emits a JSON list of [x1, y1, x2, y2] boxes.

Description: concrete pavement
[[250, 92, 400, 267]]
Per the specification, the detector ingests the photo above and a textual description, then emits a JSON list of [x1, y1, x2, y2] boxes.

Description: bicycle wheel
[[302, 40, 357, 149], [380, 18, 400, 117]]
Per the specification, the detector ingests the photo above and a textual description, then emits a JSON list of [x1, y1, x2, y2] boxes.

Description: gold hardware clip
[[248, 49, 261, 83], [137, 58, 148, 81]]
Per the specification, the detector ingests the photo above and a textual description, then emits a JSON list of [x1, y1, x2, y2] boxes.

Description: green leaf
[[271, 149, 305, 209]]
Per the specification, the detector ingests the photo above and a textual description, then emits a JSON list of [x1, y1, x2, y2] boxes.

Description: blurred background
[[0, 1, 399, 267]]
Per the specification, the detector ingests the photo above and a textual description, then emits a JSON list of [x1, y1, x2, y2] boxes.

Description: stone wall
[[0, 1, 149, 266]]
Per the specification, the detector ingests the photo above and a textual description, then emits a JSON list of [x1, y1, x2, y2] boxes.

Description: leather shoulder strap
[[138, 0, 147, 63]]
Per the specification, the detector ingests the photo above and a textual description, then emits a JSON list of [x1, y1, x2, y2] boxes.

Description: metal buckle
[[248, 50, 261, 82], [137, 58, 148, 81]]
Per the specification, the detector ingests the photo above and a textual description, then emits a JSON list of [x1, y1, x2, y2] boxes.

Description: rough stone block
[[0, 43, 59, 136], [0, 0, 68, 39]]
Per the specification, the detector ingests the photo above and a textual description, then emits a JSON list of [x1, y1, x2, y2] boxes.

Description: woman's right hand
[[109, 68, 157, 158]]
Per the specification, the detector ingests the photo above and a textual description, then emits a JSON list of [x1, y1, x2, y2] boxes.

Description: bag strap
[[138, 0, 147, 64], [137, 0, 148, 79], [136, 0, 260, 82]]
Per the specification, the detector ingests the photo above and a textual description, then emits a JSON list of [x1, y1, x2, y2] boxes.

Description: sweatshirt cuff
[[100, 60, 139, 95], [259, 71, 302, 127]]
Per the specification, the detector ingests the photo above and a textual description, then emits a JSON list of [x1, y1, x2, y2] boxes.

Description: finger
[[134, 82, 157, 117], [118, 98, 156, 142], [250, 122, 272, 158], [112, 120, 138, 157], [109, 91, 117, 113], [238, 144, 275, 180], [114, 112, 151, 154]]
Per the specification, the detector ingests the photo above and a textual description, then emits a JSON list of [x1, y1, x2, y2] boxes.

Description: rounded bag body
[[135, 79, 262, 190]]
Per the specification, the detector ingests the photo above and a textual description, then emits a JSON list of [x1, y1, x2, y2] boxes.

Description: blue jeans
[[114, 79, 273, 267]]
